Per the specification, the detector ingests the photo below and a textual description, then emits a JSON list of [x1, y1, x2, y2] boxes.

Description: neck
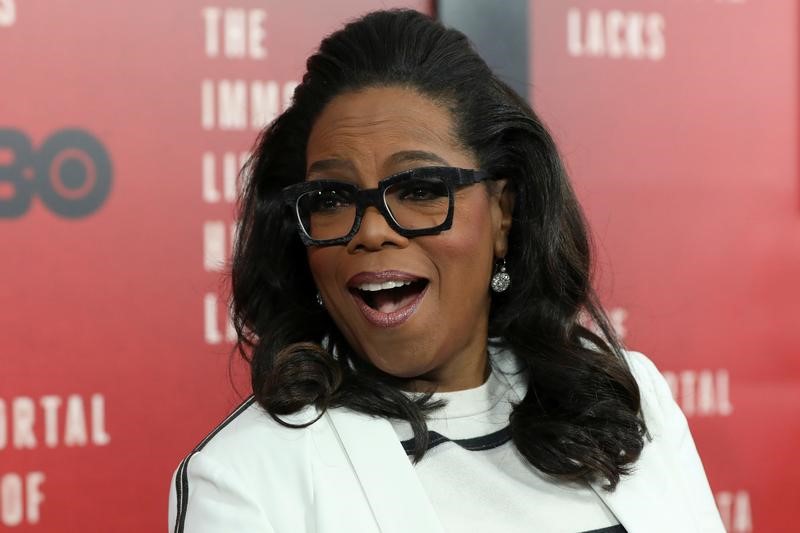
[[400, 341, 491, 393]]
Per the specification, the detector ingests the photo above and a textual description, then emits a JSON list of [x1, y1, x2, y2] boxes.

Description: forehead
[[306, 86, 470, 176]]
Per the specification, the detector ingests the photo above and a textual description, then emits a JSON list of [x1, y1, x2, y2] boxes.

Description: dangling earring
[[316, 291, 324, 307], [490, 258, 511, 292]]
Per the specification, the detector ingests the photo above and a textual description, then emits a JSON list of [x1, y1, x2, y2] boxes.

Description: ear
[[488, 178, 515, 258]]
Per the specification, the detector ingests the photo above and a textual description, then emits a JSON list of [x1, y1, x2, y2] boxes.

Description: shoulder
[[171, 397, 324, 500], [488, 341, 674, 413], [618, 351, 727, 530], [168, 397, 325, 531], [621, 349, 664, 385], [619, 350, 686, 439], [621, 349, 667, 403], [174, 396, 322, 476]]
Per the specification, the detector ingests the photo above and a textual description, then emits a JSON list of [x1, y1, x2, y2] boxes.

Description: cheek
[[306, 248, 339, 290], [427, 199, 496, 292], [450, 193, 495, 253]]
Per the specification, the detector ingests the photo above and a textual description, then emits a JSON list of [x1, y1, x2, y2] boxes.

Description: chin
[[370, 357, 437, 382], [369, 359, 420, 378]]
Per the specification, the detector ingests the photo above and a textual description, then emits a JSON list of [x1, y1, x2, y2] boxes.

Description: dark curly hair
[[230, 8, 648, 492]]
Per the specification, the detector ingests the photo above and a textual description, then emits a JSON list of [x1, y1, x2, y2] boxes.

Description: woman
[[169, 9, 725, 533]]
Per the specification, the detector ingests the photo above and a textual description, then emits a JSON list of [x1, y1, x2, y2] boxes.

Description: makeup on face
[[303, 86, 510, 391], [346, 270, 429, 327]]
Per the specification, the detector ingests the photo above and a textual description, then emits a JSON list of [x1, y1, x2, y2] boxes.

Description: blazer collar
[[325, 407, 445, 533], [498, 345, 699, 533], [325, 344, 696, 533], [586, 441, 696, 533]]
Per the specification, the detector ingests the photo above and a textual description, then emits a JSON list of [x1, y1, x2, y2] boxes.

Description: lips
[[346, 270, 429, 328]]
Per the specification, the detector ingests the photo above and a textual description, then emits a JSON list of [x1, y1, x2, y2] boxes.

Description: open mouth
[[349, 279, 429, 314]]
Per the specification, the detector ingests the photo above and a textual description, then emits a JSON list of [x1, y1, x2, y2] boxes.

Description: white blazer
[[168, 348, 726, 532]]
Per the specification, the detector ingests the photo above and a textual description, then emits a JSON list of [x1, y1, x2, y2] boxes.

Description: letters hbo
[[0, 129, 112, 219]]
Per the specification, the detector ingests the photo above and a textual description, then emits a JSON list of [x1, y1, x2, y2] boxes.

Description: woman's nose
[[346, 205, 408, 252]]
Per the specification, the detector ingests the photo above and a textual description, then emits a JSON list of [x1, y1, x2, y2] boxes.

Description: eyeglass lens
[[296, 175, 450, 241]]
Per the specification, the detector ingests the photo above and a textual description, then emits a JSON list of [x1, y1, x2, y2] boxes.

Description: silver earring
[[490, 258, 511, 293], [316, 291, 324, 306]]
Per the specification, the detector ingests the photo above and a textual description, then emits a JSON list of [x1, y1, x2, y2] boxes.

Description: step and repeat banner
[[1, 0, 796, 531], [528, 2, 798, 532], [0, 1, 429, 531]]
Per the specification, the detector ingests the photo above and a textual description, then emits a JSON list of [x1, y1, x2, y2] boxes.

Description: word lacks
[[567, 8, 665, 60]]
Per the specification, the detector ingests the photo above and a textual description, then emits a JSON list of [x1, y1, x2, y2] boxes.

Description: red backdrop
[[1, 0, 796, 531], [530, 2, 799, 532]]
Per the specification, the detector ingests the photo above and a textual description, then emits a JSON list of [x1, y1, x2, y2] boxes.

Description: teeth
[[356, 280, 415, 292]]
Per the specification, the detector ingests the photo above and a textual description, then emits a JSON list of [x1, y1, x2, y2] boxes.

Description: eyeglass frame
[[281, 166, 493, 247]]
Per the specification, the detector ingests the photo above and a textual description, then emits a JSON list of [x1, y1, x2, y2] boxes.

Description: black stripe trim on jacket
[[400, 425, 512, 455], [173, 396, 257, 533], [580, 525, 627, 533]]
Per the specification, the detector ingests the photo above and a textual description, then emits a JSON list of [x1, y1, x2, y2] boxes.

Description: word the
[[0, 0, 14, 27], [661, 369, 733, 417], [201, 79, 297, 130], [202, 7, 267, 59], [567, 8, 665, 60], [0, 472, 44, 526], [0, 394, 110, 450]]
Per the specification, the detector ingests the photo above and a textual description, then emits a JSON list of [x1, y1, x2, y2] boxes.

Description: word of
[[0, 472, 44, 526]]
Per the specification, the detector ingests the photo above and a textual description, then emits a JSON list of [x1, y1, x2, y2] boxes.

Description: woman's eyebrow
[[307, 151, 450, 177], [307, 158, 356, 176], [386, 150, 450, 167]]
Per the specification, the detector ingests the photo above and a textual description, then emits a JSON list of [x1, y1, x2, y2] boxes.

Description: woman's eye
[[314, 190, 350, 211], [397, 180, 447, 201], [405, 187, 434, 200]]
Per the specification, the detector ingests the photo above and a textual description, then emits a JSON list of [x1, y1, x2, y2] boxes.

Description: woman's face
[[305, 86, 513, 391]]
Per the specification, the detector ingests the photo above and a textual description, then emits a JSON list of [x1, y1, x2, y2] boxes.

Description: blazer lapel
[[496, 345, 696, 533], [325, 408, 445, 533], [326, 345, 697, 533], [587, 434, 696, 533]]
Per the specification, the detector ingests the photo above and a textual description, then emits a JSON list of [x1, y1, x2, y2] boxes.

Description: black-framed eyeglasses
[[281, 166, 492, 247]]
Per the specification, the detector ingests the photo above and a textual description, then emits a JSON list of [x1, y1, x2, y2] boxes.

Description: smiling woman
[[299, 87, 508, 389], [169, 8, 725, 533]]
